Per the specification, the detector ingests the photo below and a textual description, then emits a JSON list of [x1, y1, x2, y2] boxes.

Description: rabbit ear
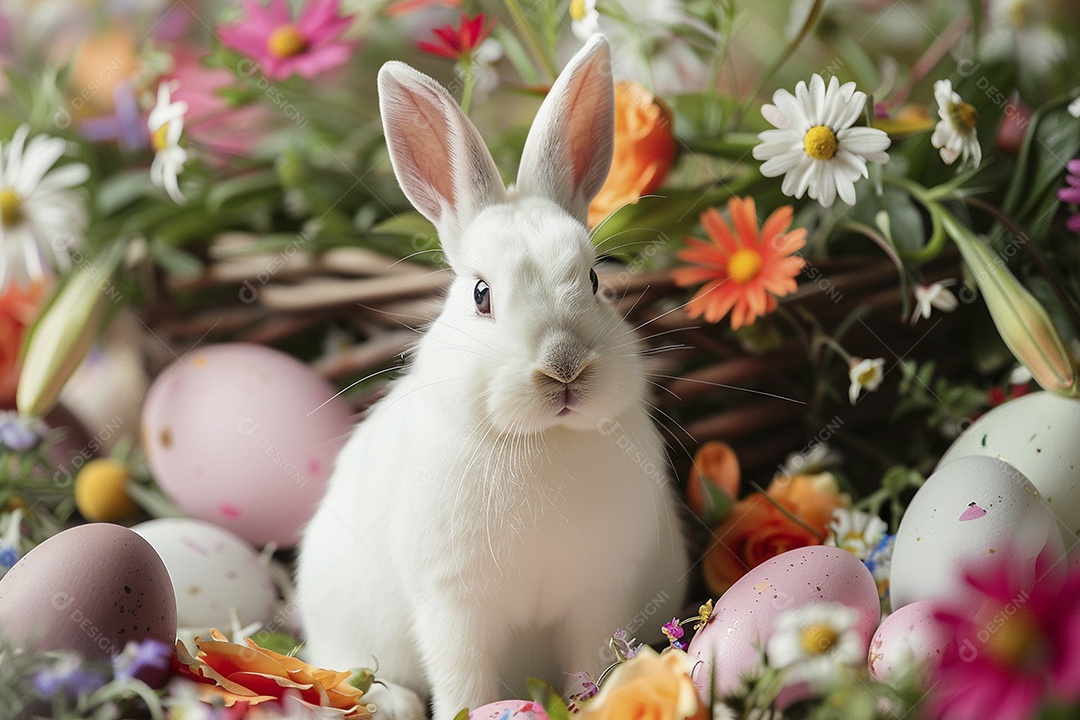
[[378, 61, 507, 257], [515, 34, 614, 225]]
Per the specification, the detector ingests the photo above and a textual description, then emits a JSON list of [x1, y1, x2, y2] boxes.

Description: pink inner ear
[[564, 65, 607, 191], [394, 86, 456, 215]]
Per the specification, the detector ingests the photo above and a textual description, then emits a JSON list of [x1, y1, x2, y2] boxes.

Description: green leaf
[[1003, 96, 1080, 225], [526, 678, 572, 720], [96, 171, 158, 216], [206, 171, 281, 213], [150, 241, 204, 279]]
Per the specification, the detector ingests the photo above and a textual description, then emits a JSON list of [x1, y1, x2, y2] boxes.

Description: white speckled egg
[[0, 524, 176, 688], [133, 518, 277, 632], [867, 600, 950, 683], [141, 343, 353, 547], [890, 455, 1064, 610], [938, 392, 1080, 549], [687, 545, 879, 700]]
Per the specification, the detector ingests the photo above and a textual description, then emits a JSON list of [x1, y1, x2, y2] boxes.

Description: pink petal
[[282, 42, 354, 78], [266, 0, 292, 24], [218, 22, 271, 55], [992, 678, 1042, 720], [303, 13, 352, 40]]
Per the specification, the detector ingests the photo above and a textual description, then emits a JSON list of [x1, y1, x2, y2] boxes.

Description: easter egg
[[75, 459, 137, 522], [469, 700, 550, 719], [890, 455, 1063, 610], [0, 523, 176, 688], [687, 545, 879, 700], [938, 391, 1080, 548], [867, 600, 950, 683], [133, 518, 277, 632], [141, 343, 353, 547]]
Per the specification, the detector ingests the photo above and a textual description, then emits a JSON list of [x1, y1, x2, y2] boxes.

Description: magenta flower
[[927, 548, 1080, 720], [1059, 159, 1080, 233], [218, 0, 356, 81], [416, 12, 492, 60]]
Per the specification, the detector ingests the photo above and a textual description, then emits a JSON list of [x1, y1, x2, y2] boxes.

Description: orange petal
[[700, 207, 739, 253], [672, 266, 722, 287], [687, 441, 741, 515], [727, 196, 760, 247], [759, 205, 794, 247]]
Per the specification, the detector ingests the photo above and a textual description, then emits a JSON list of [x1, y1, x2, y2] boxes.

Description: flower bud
[[16, 253, 120, 417]]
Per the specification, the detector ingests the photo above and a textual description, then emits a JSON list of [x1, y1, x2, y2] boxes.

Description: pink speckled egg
[[469, 700, 549, 719], [687, 545, 879, 701], [868, 600, 950, 683], [141, 344, 353, 547]]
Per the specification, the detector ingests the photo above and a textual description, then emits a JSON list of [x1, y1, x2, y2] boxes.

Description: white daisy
[[753, 74, 890, 208], [0, 125, 89, 288], [1069, 95, 1080, 119], [766, 602, 866, 689], [148, 81, 189, 204], [930, 80, 981, 171], [570, 0, 600, 41], [827, 507, 888, 560], [848, 357, 884, 404], [911, 279, 959, 323]]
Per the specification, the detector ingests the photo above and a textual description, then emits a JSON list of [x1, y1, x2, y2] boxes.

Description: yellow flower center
[[268, 24, 307, 58], [984, 607, 1046, 669], [151, 122, 171, 152], [803, 125, 838, 160], [0, 188, 24, 228], [570, 0, 587, 20], [948, 101, 979, 133], [727, 248, 763, 284], [800, 623, 839, 655], [1009, 0, 1030, 28], [856, 366, 878, 386]]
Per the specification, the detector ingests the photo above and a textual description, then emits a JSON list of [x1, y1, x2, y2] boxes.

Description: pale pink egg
[[868, 600, 950, 683], [141, 343, 353, 547], [687, 545, 879, 703], [469, 700, 550, 719]]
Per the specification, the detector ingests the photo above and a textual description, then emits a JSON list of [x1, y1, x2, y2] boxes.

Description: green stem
[[734, 0, 825, 126], [459, 59, 476, 115], [883, 176, 950, 263], [502, 0, 558, 81]]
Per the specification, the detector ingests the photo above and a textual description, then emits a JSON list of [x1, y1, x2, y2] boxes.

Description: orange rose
[[704, 473, 847, 596], [0, 281, 47, 407], [578, 646, 707, 720], [587, 80, 677, 228], [173, 630, 370, 718]]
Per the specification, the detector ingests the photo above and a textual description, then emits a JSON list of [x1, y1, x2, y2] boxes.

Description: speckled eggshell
[[890, 455, 1064, 610], [141, 343, 353, 547], [469, 700, 549, 719], [867, 600, 950, 683], [0, 523, 176, 688], [133, 518, 277, 632], [938, 392, 1080, 549], [687, 545, 879, 700]]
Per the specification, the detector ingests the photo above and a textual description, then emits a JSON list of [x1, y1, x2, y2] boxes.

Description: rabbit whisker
[[307, 365, 406, 417], [646, 373, 806, 405]]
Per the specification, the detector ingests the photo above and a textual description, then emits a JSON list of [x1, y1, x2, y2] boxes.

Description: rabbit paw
[[366, 681, 428, 720]]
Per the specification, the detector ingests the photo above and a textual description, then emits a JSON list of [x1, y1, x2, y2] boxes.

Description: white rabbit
[[296, 35, 688, 720]]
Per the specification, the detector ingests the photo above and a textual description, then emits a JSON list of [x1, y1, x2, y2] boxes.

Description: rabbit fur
[[296, 34, 688, 720]]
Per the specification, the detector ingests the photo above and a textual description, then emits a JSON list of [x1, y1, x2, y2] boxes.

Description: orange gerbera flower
[[173, 630, 371, 717], [672, 197, 806, 329]]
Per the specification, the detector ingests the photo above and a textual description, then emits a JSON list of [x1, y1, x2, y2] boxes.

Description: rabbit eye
[[474, 279, 492, 316], [589, 268, 599, 294]]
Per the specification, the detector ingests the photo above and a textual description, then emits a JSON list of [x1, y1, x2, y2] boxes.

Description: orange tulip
[[685, 440, 740, 522], [173, 630, 371, 718], [588, 80, 677, 228]]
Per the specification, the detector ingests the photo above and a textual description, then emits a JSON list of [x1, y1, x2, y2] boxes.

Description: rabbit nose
[[536, 333, 595, 385]]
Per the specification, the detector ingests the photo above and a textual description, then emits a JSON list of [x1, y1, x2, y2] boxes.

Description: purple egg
[[0, 523, 177, 688]]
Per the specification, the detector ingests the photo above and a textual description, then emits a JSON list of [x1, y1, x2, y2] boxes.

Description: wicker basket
[[143, 233, 966, 485]]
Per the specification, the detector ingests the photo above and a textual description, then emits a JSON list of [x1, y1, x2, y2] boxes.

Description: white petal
[[35, 163, 90, 192], [760, 149, 805, 177], [838, 126, 891, 156], [13, 136, 66, 195]]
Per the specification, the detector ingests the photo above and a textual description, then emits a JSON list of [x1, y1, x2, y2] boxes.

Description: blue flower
[[32, 655, 107, 698], [112, 638, 173, 682], [0, 413, 38, 452]]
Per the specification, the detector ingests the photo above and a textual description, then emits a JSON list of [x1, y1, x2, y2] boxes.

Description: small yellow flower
[[74, 459, 137, 522]]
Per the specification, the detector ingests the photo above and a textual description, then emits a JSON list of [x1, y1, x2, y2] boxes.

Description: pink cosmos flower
[[1058, 159, 1080, 233], [927, 548, 1080, 720], [218, 0, 356, 81]]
